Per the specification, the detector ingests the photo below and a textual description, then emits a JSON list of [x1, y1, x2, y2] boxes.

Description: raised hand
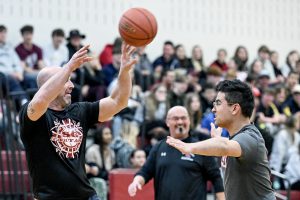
[[120, 42, 138, 72], [210, 123, 222, 138], [66, 45, 93, 71], [166, 136, 192, 155]]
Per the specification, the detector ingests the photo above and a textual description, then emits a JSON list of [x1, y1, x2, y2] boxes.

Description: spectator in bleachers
[[281, 50, 300, 77], [86, 127, 116, 181], [257, 45, 276, 81], [282, 84, 300, 116], [160, 69, 175, 90], [43, 28, 68, 67], [205, 67, 223, 86], [210, 48, 228, 72], [15, 25, 44, 89], [81, 52, 106, 102], [134, 47, 153, 91], [257, 69, 271, 92], [135, 83, 169, 124], [232, 45, 248, 72], [274, 84, 288, 114], [66, 29, 88, 102], [152, 41, 178, 81], [270, 51, 285, 84], [256, 87, 286, 135], [184, 93, 208, 137], [129, 149, 146, 169], [0, 25, 27, 105], [98, 37, 122, 67], [168, 75, 188, 107], [269, 115, 300, 174], [86, 126, 115, 200], [102, 42, 122, 87], [284, 143, 300, 190], [188, 45, 205, 73], [174, 44, 191, 73], [285, 71, 300, 97], [200, 83, 216, 115], [128, 106, 225, 200], [249, 59, 263, 79], [186, 71, 202, 93]]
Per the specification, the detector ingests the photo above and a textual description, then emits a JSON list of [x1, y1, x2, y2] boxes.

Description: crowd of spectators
[[1, 24, 300, 197]]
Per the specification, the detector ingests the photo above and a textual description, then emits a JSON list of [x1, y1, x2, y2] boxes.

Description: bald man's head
[[167, 106, 189, 118], [37, 67, 62, 88]]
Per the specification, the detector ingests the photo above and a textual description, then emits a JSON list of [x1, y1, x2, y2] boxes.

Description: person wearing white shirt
[[43, 29, 69, 67]]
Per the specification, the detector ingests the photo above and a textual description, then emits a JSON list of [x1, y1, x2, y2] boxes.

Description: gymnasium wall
[[1, 0, 299, 64]]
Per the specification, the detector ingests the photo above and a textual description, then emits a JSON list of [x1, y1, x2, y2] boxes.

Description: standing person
[[128, 106, 225, 200], [19, 43, 137, 200], [167, 79, 276, 200]]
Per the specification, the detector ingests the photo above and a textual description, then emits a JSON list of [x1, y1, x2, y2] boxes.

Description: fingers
[[128, 183, 137, 197], [78, 44, 90, 52], [210, 122, 216, 130]]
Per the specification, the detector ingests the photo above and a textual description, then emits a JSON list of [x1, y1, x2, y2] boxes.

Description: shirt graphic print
[[50, 119, 83, 159]]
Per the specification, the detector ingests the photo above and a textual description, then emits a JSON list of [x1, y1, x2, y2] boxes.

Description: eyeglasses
[[213, 99, 235, 107], [168, 116, 188, 121]]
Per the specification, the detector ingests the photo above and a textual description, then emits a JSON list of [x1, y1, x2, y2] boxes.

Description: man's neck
[[23, 42, 33, 50], [227, 118, 251, 137]]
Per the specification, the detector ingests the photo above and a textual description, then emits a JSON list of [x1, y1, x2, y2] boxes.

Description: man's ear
[[232, 104, 240, 115]]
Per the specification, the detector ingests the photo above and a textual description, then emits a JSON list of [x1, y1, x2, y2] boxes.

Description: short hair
[[258, 45, 270, 54], [0, 25, 7, 32], [130, 149, 145, 159], [20, 25, 33, 35], [216, 79, 254, 118], [164, 40, 174, 47], [52, 28, 65, 37]]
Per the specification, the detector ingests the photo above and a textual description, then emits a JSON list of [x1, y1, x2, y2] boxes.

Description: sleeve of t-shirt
[[37, 46, 43, 59], [81, 101, 99, 127], [19, 102, 44, 140], [232, 131, 258, 163], [203, 156, 224, 193], [135, 141, 161, 183]]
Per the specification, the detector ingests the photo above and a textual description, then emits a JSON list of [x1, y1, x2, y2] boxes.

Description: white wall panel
[[0, 0, 299, 65]]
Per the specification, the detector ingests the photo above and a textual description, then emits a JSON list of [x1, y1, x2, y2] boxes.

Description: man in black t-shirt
[[128, 106, 225, 200], [167, 80, 276, 200], [19, 43, 137, 200]]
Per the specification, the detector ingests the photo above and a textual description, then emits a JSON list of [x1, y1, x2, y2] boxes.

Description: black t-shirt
[[19, 101, 99, 200], [136, 136, 224, 200]]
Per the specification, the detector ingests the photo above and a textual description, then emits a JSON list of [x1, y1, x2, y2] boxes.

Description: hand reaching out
[[120, 42, 138, 72], [128, 180, 142, 197], [166, 136, 192, 155], [210, 123, 222, 138], [66, 45, 93, 71]]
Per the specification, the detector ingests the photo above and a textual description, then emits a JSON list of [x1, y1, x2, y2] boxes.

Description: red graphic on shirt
[[50, 119, 83, 159]]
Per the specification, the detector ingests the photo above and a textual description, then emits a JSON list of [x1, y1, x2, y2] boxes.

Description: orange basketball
[[119, 7, 158, 47]]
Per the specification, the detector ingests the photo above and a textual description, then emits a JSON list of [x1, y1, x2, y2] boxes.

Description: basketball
[[118, 7, 158, 47]]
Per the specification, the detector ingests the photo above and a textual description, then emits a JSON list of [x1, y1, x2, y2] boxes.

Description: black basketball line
[[123, 15, 150, 39], [120, 28, 154, 40], [135, 8, 155, 37]]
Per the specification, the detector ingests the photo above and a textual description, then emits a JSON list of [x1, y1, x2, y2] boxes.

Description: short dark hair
[[216, 79, 254, 118], [20, 25, 33, 35], [0, 25, 7, 32], [164, 40, 174, 47], [52, 28, 65, 37]]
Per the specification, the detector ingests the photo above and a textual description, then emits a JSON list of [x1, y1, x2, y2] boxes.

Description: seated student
[[130, 149, 146, 169], [284, 143, 300, 190]]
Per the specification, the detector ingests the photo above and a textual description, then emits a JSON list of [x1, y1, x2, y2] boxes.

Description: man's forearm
[[34, 65, 72, 105], [110, 69, 132, 107], [190, 137, 230, 157]]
